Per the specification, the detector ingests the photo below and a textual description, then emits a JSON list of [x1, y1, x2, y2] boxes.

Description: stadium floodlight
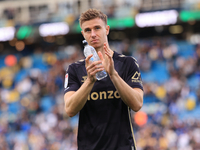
[[0, 27, 15, 42], [135, 10, 178, 28], [39, 22, 69, 37]]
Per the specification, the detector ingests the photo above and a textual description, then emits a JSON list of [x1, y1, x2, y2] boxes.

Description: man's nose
[[91, 30, 96, 37]]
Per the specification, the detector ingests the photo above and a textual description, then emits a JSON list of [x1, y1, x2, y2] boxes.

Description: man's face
[[81, 18, 109, 50]]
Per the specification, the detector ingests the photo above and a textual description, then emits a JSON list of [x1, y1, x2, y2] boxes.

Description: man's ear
[[106, 25, 110, 35], [81, 30, 84, 37], [81, 30, 86, 40]]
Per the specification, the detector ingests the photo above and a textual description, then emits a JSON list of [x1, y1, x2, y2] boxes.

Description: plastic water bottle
[[83, 40, 107, 80]]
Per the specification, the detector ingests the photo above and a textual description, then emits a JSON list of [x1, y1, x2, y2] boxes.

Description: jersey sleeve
[[125, 57, 143, 90], [64, 64, 80, 94]]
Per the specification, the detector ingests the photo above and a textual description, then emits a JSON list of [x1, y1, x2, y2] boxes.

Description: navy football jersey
[[64, 51, 143, 150]]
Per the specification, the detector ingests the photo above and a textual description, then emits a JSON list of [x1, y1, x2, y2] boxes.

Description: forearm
[[110, 71, 143, 112], [64, 78, 95, 117]]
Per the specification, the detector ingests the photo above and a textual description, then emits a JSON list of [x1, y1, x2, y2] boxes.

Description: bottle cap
[[82, 40, 88, 46]]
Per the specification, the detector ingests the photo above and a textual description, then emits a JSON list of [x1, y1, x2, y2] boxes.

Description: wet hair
[[79, 8, 107, 26]]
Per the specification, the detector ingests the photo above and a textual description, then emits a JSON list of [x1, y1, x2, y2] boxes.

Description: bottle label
[[90, 57, 94, 61]]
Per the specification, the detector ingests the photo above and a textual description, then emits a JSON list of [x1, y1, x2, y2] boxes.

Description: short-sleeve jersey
[[64, 51, 143, 150]]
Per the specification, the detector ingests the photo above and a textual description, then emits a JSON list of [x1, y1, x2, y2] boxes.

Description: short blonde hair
[[79, 8, 107, 27]]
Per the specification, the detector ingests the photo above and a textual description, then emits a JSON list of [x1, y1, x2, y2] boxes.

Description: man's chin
[[91, 43, 101, 49]]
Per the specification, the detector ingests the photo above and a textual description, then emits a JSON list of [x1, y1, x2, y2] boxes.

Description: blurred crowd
[[121, 38, 200, 150], [0, 37, 200, 150]]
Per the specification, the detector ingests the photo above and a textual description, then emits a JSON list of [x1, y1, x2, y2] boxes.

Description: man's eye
[[85, 29, 90, 32]]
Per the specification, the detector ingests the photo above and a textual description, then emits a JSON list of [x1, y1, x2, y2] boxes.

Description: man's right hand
[[85, 54, 105, 83]]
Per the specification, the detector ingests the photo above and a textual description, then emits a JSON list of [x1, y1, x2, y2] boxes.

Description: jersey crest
[[81, 76, 87, 83]]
